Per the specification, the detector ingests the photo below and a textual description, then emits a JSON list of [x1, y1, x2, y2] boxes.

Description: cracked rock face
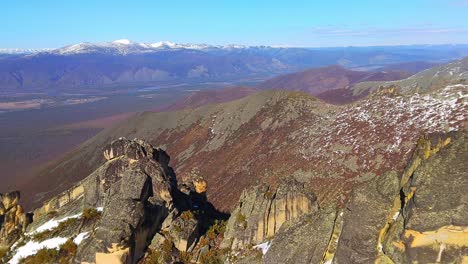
[[263, 206, 338, 264], [222, 179, 318, 251], [385, 132, 468, 263]]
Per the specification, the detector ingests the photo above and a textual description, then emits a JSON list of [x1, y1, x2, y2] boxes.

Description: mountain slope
[[257, 65, 411, 96], [351, 56, 468, 96], [376, 61, 440, 73], [161, 86, 258, 111], [18, 63, 467, 212]]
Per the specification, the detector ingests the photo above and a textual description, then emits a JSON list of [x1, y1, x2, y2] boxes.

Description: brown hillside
[[257, 65, 411, 98], [18, 80, 467, 212]]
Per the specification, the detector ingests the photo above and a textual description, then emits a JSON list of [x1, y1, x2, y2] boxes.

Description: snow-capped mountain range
[[0, 48, 53, 55], [0, 39, 263, 55], [1, 41, 467, 91]]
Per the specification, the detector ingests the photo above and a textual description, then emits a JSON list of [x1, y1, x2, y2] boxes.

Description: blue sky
[[2, 0, 468, 48]]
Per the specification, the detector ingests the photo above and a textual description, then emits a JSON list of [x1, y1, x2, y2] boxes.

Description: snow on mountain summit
[[14, 40, 275, 56], [112, 39, 133, 45], [150, 41, 177, 48]]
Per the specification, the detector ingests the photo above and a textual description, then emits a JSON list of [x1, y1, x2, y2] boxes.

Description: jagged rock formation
[[75, 138, 175, 263], [3, 138, 227, 264], [0, 192, 31, 249], [222, 179, 318, 252]]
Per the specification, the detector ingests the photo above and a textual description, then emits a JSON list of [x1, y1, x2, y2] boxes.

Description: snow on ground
[[8, 208, 96, 263], [253, 241, 271, 255], [8, 237, 68, 264], [28, 213, 82, 235], [392, 211, 400, 221], [73, 232, 90, 245]]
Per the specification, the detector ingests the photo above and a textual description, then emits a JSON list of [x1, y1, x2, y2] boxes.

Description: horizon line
[[2, 40, 468, 51]]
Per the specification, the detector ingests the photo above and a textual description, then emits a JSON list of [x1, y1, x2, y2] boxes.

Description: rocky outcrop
[[263, 206, 339, 264], [222, 179, 318, 251], [33, 138, 174, 220], [381, 132, 468, 263], [331, 131, 467, 264], [0, 191, 31, 249], [3, 138, 228, 264], [64, 138, 179, 263]]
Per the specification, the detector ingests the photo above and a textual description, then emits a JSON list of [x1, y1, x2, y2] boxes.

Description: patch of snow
[[96, 207, 104, 212], [253, 241, 271, 255], [28, 213, 82, 235], [73, 232, 89, 245], [150, 41, 177, 49], [112, 39, 132, 45], [392, 211, 400, 221], [8, 237, 68, 264]]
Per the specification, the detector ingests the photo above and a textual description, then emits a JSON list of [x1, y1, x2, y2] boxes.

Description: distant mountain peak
[[112, 39, 133, 45], [150, 41, 177, 48], [21, 40, 278, 56]]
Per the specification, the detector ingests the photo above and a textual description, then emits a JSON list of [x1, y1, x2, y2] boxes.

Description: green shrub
[[206, 220, 226, 240], [32, 217, 79, 242], [59, 238, 77, 256], [82, 208, 101, 221], [47, 210, 58, 217], [32, 229, 55, 242], [57, 239, 77, 263]]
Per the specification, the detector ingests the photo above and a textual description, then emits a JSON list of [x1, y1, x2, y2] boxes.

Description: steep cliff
[[222, 179, 318, 252]]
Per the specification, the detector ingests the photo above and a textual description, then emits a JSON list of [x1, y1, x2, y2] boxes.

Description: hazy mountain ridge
[[1, 43, 468, 91]]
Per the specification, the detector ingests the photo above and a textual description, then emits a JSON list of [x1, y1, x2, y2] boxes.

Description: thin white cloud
[[307, 25, 468, 37]]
